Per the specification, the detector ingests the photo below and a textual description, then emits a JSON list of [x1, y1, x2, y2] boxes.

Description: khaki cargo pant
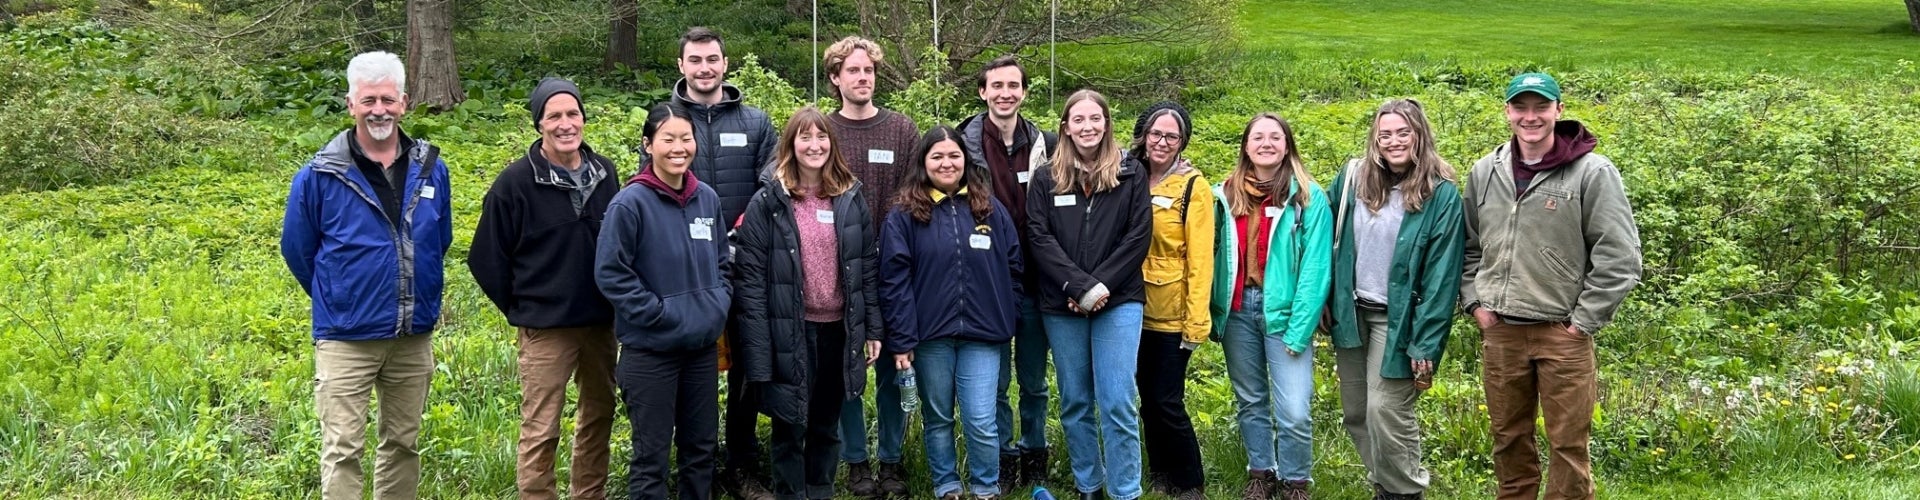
[[315, 334, 434, 500], [515, 325, 618, 500]]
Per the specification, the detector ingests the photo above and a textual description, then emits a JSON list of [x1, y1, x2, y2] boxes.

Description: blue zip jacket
[[280, 130, 453, 341], [879, 190, 1024, 353]]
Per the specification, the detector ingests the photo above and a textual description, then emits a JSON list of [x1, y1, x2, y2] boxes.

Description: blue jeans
[[1044, 302, 1145, 500], [1221, 287, 1315, 480], [998, 295, 1051, 452], [838, 354, 904, 464], [914, 338, 1003, 498]]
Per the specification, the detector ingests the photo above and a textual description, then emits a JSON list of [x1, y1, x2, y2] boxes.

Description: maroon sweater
[[828, 109, 919, 232]]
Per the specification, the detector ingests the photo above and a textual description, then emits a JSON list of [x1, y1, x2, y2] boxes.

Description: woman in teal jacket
[[1326, 99, 1465, 500], [1205, 113, 1332, 500]]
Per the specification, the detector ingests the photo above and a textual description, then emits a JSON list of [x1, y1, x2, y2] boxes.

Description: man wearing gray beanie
[[469, 76, 622, 500]]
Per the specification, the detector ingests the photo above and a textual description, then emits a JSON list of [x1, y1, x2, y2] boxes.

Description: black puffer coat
[[669, 79, 776, 225], [732, 177, 881, 425]]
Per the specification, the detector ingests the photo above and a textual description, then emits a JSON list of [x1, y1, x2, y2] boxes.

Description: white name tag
[[1018, 171, 1032, 184], [1151, 196, 1174, 209], [690, 222, 713, 240], [420, 186, 436, 200], [1265, 206, 1282, 218], [816, 209, 834, 224], [868, 149, 894, 164], [969, 234, 992, 250], [720, 133, 748, 148], [1053, 194, 1077, 207]]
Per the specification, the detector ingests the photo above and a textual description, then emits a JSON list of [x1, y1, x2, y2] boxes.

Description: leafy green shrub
[[0, 86, 231, 192]]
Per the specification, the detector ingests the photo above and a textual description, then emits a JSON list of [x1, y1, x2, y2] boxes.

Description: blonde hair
[[1049, 90, 1123, 195], [771, 107, 856, 198], [824, 36, 883, 97], [1357, 99, 1455, 214], [1226, 113, 1315, 217]]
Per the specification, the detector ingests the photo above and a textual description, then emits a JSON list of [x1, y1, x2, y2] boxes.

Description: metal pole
[[1050, 0, 1057, 111], [811, 0, 819, 103], [933, 0, 941, 116]]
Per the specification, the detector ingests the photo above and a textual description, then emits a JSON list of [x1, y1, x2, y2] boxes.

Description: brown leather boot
[[1241, 470, 1278, 500], [1278, 478, 1311, 500], [846, 461, 878, 498], [876, 461, 909, 498]]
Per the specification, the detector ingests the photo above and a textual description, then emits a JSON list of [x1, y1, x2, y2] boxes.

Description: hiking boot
[[1373, 484, 1423, 500], [721, 467, 774, 500], [1076, 491, 1105, 500], [1278, 478, 1311, 500], [846, 461, 879, 498], [877, 461, 909, 498], [998, 452, 1021, 492], [1021, 448, 1051, 485], [1241, 469, 1278, 500], [1146, 472, 1170, 495], [938, 492, 961, 500]]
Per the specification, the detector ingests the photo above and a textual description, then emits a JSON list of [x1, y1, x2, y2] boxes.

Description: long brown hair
[[895, 125, 993, 224], [1226, 113, 1314, 217], [1048, 89, 1123, 195], [770, 106, 855, 198], [1357, 99, 1455, 214]]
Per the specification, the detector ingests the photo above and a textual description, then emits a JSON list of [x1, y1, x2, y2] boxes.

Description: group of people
[[281, 25, 1642, 500]]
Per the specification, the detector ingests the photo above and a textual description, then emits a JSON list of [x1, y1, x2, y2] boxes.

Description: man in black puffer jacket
[[673, 26, 780, 500]]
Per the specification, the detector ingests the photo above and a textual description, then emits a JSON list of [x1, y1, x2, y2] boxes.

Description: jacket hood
[[310, 129, 429, 174], [1512, 120, 1598, 175], [629, 161, 702, 206], [672, 78, 745, 110]]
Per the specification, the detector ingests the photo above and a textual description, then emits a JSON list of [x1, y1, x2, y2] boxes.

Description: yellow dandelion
[[1817, 386, 1829, 393], [1782, 400, 1793, 407], [1478, 404, 1488, 412], [1653, 448, 1666, 455], [1844, 454, 1857, 460]]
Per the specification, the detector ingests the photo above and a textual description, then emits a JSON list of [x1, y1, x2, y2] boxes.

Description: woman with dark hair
[[1126, 101, 1215, 500], [733, 106, 883, 500], [1207, 113, 1332, 500], [1327, 99, 1464, 500], [1026, 89, 1151, 500], [596, 101, 730, 500], [880, 125, 1022, 500]]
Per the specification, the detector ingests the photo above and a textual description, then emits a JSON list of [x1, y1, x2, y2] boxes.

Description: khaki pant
[[1336, 308, 1429, 495], [1481, 320, 1597, 500], [316, 335, 435, 500], [516, 325, 618, 500]]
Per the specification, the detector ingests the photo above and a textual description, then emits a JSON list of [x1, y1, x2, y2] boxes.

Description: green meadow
[[2, 0, 1918, 498]]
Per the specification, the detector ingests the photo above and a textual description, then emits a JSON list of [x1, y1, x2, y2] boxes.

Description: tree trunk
[[406, 0, 465, 112], [1908, 0, 1920, 34], [352, 0, 383, 50], [605, 0, 639, 70], [786, 0, 809, 18]]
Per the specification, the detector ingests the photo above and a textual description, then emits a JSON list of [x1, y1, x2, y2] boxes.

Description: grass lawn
[[1237, 0, 1918, 75]]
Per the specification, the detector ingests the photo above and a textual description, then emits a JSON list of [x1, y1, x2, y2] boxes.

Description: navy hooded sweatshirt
[[594, 165, 733, 352]]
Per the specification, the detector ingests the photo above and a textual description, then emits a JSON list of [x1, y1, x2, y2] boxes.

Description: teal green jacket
[[1207, 179, 1334, 354], [1326, 165, 1465, 379]]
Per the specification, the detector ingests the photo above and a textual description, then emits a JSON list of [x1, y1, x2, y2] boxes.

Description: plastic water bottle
[[1031, 486, 1057, 500], [898, 367, 919, 415]]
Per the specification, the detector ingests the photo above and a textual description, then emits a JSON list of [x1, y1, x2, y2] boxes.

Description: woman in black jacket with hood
[[732, 106, 883, 500]]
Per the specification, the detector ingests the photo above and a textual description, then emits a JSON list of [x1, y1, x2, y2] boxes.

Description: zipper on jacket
[[318, 153, 418, 338]]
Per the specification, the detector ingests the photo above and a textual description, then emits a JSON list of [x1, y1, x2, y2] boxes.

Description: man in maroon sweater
[[955, 54, 1059, 490], [821, 35, 920, 499]]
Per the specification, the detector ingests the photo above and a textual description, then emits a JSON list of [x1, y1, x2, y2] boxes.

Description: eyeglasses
[[1375, 129, 1415, 142], [1148, 131, 1183, 145]]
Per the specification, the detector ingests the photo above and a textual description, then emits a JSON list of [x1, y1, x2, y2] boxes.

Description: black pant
[[1136, 330, 1204, 490], [621, 344, 719, 500], [769, 321, 848, 500], [725, 330, 764, 474]]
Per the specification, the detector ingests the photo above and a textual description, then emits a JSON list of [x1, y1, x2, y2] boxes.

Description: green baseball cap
[[1505, 72, 1561, 102]]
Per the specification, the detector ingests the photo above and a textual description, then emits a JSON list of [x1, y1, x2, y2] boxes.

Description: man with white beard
[[280, 50, 453, 500]]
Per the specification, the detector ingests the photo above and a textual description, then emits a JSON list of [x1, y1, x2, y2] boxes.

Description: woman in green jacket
[[1326, 99, 1465, 500], [1206, 113, 1333, 500]]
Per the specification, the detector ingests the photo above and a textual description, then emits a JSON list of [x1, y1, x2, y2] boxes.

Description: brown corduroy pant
[[1481, 320, 1598, 500]]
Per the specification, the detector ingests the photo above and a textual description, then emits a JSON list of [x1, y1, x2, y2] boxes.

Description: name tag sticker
[[1018, 171, 1032, 184], [969, 234, 992, 250], [1265, 206, 1282, 218], [1151, 196, 1174, 209], [420, 186, 436, 200], [720, 133, 749, 148], [868, 149, 894, 164], [1053, 194, 1077, 207], [690, 222, 713, 240], [816, 209, 834, 224]]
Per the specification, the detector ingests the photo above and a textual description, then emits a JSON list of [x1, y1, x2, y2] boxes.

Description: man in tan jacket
[[1461, 72, 1642, 500]]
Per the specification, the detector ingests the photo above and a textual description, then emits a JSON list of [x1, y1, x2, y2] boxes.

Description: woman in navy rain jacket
[[880, 125, 1023, 500]]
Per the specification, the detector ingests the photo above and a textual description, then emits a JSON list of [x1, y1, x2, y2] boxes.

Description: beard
[[365, 117, 396, 141]]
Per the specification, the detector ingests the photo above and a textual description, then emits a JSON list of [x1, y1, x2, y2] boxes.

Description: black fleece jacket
[[467, 142, 619, 329]]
